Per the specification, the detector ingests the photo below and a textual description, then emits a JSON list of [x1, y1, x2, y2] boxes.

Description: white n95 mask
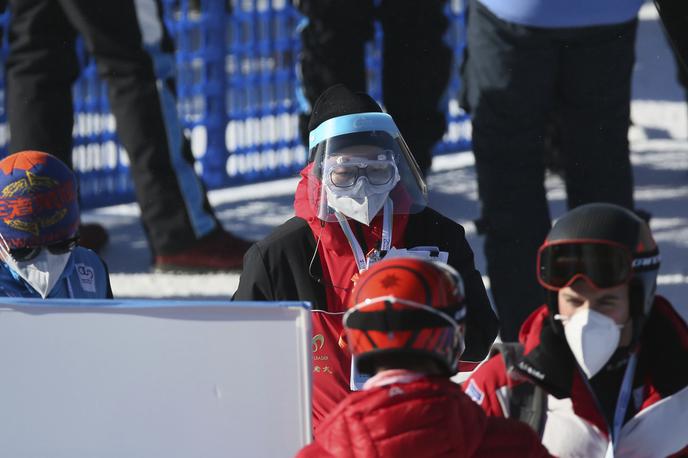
[[325, 170, 399, 226], [2, 249, 71, 299], [326, 184, 389, 226], [556, 308, 623, 378]]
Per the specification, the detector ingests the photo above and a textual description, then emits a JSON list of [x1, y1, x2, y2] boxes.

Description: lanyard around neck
[[335, 198, 393, 273], [605, 352, 638, 458]]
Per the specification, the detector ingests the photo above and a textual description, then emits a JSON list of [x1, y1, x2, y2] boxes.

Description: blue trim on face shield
[[309, 113, 401, 150]]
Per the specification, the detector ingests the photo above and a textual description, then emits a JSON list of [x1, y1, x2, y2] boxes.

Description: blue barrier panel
[[0, 0, 471, 209]]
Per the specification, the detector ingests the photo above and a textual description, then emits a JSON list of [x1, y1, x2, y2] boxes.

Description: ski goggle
[[537, 241, 633, 290], [324, 153, 397, 189], [8, 237, 79, 262]]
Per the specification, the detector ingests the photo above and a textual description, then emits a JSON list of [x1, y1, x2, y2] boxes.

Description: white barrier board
[[0, 299, 311, 458]]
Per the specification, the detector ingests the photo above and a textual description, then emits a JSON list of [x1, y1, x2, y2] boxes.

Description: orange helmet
[[343, 257, 467, 376]]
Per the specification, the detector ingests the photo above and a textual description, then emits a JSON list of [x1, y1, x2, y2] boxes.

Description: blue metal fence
[[0, 0, 470, 209]]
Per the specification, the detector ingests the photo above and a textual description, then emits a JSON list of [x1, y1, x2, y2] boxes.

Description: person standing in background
[[4, 0, 251, 271], [654, 0, 688, 72], [461, 0, 644, 341], [295, 0, 451, 175]]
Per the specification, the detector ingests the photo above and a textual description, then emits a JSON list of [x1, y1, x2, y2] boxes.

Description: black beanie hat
[[308, 84, 382, 133]]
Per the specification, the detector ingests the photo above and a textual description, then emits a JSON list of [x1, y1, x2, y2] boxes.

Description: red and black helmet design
[[537, 203, 660, 332], [343, 257, 467, 376]]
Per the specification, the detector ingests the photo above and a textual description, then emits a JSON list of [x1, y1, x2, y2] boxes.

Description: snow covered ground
[[87, 3, 687, 319]]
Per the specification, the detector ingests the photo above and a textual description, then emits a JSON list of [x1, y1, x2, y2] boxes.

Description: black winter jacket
[[234, 207, 499, 363]]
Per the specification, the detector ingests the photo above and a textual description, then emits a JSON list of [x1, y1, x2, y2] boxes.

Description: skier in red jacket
[[464, 203, 688, 457], [296, 257, 551, 458]]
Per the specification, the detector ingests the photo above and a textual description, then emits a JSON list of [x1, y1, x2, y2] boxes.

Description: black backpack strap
[[490, 343, 548, 436]]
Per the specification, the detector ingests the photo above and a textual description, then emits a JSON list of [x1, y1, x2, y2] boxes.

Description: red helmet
[[343, 257, 467, 376]]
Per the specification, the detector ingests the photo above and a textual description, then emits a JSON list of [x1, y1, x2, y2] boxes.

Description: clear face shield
[[308, 113, 428, 224]]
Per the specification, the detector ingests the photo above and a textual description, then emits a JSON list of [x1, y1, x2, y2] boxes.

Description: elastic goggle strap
[[344, 295, 465, 332]]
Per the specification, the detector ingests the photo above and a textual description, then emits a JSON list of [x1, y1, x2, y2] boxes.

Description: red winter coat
[[289, 163, 497, 430], [236, 164, 498, 430], [296, 375, 552, 458], [295, 162, 411, 428], [464, 297, 688, 457]]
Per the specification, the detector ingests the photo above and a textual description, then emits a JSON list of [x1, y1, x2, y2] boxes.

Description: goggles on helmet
[[537, 240, 633, 291], [345, 295, 466, 331], [344, 295, 466, 369], [8, 237, 78, 262]]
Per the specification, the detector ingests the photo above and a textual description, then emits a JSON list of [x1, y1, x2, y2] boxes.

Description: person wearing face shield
[[296, 257, 551, 458], [463, 203, 688, 457], [234, 84, 498, 430], [0, 151, 113, 299]]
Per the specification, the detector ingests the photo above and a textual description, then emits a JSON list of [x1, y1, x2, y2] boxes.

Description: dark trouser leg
[[464, 2, 557, 341], [296, 0, 374, 148], [379, 0, 451, 173], [6, 0, 79, 164], [58, 0, 218, 256], [558, 20, 637, 211]]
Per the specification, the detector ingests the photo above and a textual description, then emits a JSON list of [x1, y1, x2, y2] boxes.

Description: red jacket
[[296, 375, 552, 458], [295, 162, 411, 428], [292, 164, 497, 431], [464, 297, 688, 457]]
